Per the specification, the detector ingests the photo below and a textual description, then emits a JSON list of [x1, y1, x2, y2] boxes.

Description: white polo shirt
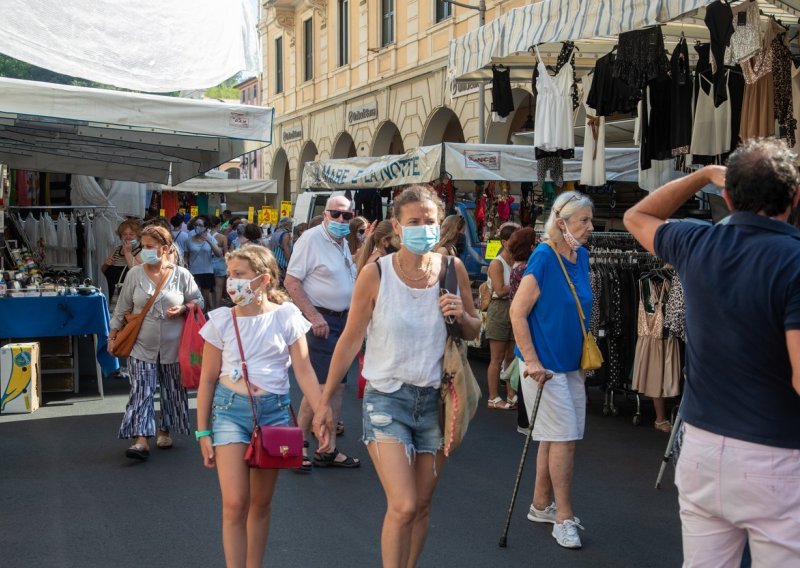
[[286, 224, 356, 312]]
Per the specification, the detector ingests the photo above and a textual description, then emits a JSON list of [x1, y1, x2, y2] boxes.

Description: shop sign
[[464, 150, 501, 170], [280, 201, 292, 217], [347, 100, 378, 125], [282, 124, 303, 144], [450, 81, 482, 98], [229, 112, 250, 128]]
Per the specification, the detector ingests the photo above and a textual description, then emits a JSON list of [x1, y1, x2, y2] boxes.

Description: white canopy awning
[[162, 178, 277, 194], [0, 78, 274, 185], [448, 0, 717, 82], [0, 0, 260, 92], [301, 146, 442, 190]]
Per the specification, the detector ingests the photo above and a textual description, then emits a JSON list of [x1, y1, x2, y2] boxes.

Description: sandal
[[156, 433, 173, 449], [336, 421, 345, 436], [506, 395, 518, 410], [654, 420, 672, 433], [296, 441, 313, 473], [125, 443, 150, 461], [313, 448, 360, 468], [488, 396, 513, 410]]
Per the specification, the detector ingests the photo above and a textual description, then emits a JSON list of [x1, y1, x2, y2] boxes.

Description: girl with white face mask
[[195, 246, 325, 568]]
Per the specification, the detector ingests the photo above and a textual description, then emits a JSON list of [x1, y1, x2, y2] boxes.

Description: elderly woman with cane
[[509, 191, 594, 550]]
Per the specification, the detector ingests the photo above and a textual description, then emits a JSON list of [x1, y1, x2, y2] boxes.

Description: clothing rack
[[6, 205, 116, 210]]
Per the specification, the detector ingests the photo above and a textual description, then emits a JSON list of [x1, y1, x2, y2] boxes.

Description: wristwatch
[[195, 430, 212, 440]]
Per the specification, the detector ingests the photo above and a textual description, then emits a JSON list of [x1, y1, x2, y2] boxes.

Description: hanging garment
[[84, 215, 96, 282], [741, 19, 782, 85], [614, 27, 668, 91], [670, 38, 693, 156], [727, 68, 746, 152], [496, 196, 514, 223], [640, 72, 673, 171], [56, 213, 71, 265], [586, 50, 639, 116], [725, 0, 762, 65], [691, 73, 732, 158], [161, 191, 180, 219], [533, 46, 575, 155], [491, 66, 514, 118], [664, 275, 686, 342], [772, 36, 797, 148], [632, 280, 681, 399], [554, 41, 580, 111], [741, 71, 775, 140], [537, 156, 564, 187], [68, 213, 78, 266], [23, 213, 39, 248], [704, 0, 734, 106], [580, 72, 606, 186], [792, 64, 800, 152]]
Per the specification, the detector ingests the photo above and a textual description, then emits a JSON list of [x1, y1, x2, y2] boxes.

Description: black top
[[491, 66, 514, 118], [670, 38, 693, 153], [586, 51, 639, 117], [704, 0, 734, 107]]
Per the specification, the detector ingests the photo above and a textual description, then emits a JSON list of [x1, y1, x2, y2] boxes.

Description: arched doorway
[[372, 121, 404, 156], [486, 88, 533, 144], [422, 107, 465, 145], [271, 148, 290, 206], [332, 132, 357, 158], [297, 141, 318, 194]]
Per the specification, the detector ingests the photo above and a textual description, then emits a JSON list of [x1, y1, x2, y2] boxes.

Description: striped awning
[[447, 0, 718, 82]]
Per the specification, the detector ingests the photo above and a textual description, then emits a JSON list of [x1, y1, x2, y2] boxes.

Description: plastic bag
[[179, 303, 206, 389]]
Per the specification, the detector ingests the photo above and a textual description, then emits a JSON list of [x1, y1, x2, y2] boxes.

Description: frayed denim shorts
[[362, 382, 443, 460], [210, 382, 290, 446]]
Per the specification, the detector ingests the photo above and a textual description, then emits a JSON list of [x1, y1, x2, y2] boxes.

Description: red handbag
[[231, 309, 303, 469]]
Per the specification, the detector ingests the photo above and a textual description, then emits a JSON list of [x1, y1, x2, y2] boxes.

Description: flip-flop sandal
[[313, 448, 360, 468], [125, 443, 150, 461], [295, 441, 313, 473], [156, 434, 173, 449]]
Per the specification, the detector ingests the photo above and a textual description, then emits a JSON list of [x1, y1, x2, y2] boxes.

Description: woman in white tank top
[[312, 186, 481, 567]]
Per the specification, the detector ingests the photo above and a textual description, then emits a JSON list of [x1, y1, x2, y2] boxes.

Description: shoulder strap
[[139, 267, 172, 317], [546, 241, 589, 338], [375, 256, 382, 278], [438, 256, 463, 339]]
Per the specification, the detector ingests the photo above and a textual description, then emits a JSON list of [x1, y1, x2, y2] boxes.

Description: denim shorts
[[210, 382, 290, 446], [362, 382, 443, 460]]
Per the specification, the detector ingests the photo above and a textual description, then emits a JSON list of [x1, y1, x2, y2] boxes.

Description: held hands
[[439, 292, 463, 323], [312, 403, 334, 452], [523, 360, 554, 386], [199, 437, 216, 468]]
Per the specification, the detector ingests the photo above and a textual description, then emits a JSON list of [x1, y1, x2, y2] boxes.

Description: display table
[[0, 294, 119, 397]]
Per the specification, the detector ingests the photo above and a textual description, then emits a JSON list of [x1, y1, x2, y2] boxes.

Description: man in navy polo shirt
[[624, 138, 800, 566]]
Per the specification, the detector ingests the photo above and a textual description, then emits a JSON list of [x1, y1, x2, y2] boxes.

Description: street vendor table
[[0, 293, 118, 397]]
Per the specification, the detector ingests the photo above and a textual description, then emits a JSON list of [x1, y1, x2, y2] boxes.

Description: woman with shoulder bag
[[509, 191, 594, 550], [109, 225, 203, 461], [313, 185, 481, 568], [195, 246, 325, 568]]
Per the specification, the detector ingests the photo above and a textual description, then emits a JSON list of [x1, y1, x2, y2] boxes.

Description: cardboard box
[[0, 342, 41, 414]]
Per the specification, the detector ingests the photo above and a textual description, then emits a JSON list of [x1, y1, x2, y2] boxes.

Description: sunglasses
[[327, 210, 355, 221], [554, 194, 579, 218]]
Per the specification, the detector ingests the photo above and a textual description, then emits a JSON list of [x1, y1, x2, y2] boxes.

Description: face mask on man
[[139, 248, 161, 265], [327, 220, 351, 238], [226, 275, 264, 306], [401, 224, 441, 255]]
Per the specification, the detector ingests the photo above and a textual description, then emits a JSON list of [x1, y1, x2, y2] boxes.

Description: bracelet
[[195, 430, 212, 440]]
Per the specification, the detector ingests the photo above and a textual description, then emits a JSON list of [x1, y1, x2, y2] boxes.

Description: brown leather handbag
[[109, 269, 171, 357]]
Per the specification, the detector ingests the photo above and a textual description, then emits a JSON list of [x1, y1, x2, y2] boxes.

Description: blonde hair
[[392, 184, 444, 222], [116, 218, 141, 238], [355, 219, 395, 274], [225, 246, 289, 304], [544, 191, 594, 242], [346, 215, 369, 256], [436, 214, 465, 254]]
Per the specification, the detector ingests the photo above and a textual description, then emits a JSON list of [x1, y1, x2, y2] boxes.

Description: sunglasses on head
[[554, 194, 579, 218], [327, 210, 355, 221]]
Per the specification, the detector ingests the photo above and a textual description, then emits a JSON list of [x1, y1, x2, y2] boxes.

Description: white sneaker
[[552, 518, 584, 549], [527, 502, 557, 524]]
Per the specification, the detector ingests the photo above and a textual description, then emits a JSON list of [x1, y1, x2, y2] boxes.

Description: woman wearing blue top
[[510, 191, 594, 550], [186, 214, 223, 311]]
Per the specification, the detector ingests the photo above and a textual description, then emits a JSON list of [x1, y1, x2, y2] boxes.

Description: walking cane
[[498, 372, 548, 548], [655, 411, 683, 489]]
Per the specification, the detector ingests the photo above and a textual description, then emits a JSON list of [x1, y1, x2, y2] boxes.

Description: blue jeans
[[210, 382, 290, 446], [362, 383, 443, 461]]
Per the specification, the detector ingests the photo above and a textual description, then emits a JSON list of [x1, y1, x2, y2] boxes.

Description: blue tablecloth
[[0, 294, 119, 375]]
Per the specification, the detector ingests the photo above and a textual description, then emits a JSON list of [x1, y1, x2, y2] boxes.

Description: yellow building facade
[[260, 0, 535, 202]]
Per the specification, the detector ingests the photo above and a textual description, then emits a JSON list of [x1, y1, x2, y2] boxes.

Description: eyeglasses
[[554, 195, 579, 218], [327, 210, 355, 221]]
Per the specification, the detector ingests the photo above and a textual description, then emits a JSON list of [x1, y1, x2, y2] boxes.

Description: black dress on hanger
[[491, 65, 514, 118], [704, 0, 735, 106], [670, 37, 693, 155]]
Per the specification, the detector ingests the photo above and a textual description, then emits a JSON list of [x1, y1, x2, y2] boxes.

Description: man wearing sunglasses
[[285, 195, 360, 470]]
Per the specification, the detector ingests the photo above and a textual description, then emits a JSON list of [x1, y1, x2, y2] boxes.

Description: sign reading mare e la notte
[[301, 145, 442, 190]]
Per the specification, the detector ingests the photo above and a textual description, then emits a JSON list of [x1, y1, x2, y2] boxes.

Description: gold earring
[[256, 289, 264, 304]]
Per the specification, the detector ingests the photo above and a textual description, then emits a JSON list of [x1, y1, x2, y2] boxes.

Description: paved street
[[0, 358, 682, 567]]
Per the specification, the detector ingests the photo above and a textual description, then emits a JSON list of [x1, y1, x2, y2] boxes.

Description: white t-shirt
[[199, 304, 311, 394], [286, 224, 356, 312]]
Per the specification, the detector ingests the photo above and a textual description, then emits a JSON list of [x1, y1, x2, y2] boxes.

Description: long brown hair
[[346, 216, 368, 256], [225, 246, 289, 304], [355, 219, 395, 275], [435, 214, 465, 254]]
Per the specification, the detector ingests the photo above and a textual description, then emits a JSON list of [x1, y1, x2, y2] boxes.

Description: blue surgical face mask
[[401, 224, 440, 255], [194, 226, 206, 236], [327, 220, 351, 238], [125, 239, 138, 248], [139, 248, 161, 265]]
